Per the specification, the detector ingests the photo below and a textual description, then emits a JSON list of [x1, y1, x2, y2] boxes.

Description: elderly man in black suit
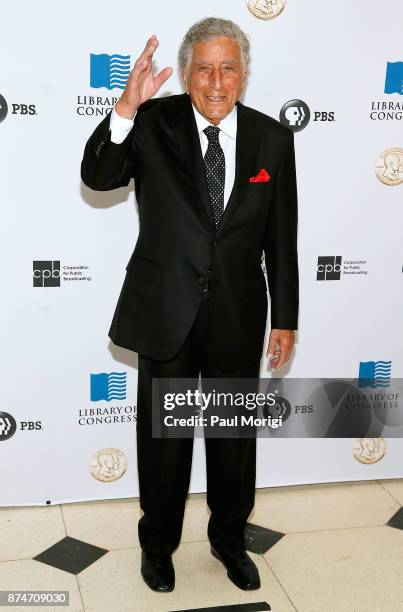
[[81, 16, 298, 593]]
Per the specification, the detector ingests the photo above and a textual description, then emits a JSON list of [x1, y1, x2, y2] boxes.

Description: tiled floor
[[1, 479, 403, 611]]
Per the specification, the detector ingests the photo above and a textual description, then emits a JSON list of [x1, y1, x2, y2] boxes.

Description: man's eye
[[224, 66, 234, 71]]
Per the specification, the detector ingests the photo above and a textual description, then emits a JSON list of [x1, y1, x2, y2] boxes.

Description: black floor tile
[[33, 535, 108, 574], [171, 603, 271, 612], [245, 522, 285, 554], [387, 506, 403, 529]]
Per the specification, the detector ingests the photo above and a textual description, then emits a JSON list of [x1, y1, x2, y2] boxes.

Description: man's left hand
[[266, 329, 295, 369]]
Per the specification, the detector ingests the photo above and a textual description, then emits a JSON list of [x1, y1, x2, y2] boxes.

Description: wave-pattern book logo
[[90, 372, 127, 401], [384, 62, 403, 95], [90, 54, 130, 90], [358, 361, 392, 388]]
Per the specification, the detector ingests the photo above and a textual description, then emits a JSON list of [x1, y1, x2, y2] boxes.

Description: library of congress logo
[[358, 361, 392, 389], [384, 61, 403, 95], [90, 372, 127, 402], [90, 53, 131, 90]]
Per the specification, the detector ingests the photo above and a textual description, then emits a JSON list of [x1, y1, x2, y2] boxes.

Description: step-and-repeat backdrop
[[1, 0, 402, 505]]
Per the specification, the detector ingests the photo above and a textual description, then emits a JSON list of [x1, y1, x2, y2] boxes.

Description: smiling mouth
[[206, 95, 225, 102]]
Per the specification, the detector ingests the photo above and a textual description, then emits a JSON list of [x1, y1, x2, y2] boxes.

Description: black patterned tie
[[203, 125, 225, 228]]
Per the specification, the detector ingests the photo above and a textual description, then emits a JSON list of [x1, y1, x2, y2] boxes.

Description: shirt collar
[[191, 100, 237, 140]]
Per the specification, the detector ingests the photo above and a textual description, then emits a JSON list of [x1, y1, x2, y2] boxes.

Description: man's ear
[[181, 69, 189, 94], [241, 69, 248, 92]]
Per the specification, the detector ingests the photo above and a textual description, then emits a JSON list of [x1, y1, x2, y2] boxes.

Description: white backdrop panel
[[0, 0, 402, 506]]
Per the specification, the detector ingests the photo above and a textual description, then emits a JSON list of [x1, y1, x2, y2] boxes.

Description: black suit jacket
[[81, 93, 298, 370]]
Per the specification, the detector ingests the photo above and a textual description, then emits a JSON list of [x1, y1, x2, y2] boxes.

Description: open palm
[[116, 35, 172, 117]]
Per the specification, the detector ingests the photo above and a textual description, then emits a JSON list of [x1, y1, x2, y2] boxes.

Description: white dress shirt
[[109, 99, 237, 209]]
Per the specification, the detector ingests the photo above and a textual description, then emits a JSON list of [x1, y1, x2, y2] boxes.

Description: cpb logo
[[316, 256, 342, 281], [33, 261, 60, 287]]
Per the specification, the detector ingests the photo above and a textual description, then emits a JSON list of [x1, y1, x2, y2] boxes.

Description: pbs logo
[[0, 412, 17, 441], [280, 99, 310, 132], [280, 100, 335, 132]]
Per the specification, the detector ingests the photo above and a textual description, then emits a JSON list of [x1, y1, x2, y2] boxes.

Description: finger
[[283, 336, 295, 364], [140, 34, 158, 57], [137, 34, 159, 64], [274, 340, 293, 369], [130, 36, 158, 78], [140, 56, 153, 80], [266, 334, 277, 358], [130, 58, 148, 79], [154, 66, 173, 90], [270, 349, 280, 369], [273, 347, 287, 369], [131, 57, 155, 87]]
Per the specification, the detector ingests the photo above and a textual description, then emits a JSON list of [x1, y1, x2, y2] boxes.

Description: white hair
[[178, 17, 250, 73]]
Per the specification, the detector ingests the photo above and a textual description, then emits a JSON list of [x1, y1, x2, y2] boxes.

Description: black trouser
[[136, 289, 260, 557]]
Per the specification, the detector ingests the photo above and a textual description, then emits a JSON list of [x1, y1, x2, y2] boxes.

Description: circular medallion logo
[[375, 147, 403, 186], [246, 0, 286, 20], [0, 95, 8, 124], [353, 436, 387, 464], [279, 99, 310, 132], [90, 448, 128, 482], [0, 412, 17, 441]]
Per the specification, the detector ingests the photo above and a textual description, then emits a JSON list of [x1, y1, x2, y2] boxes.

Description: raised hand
[[115, 35, 173, 119]]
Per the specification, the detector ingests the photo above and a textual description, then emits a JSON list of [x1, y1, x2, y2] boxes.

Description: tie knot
[[203, 125, 220, 143]]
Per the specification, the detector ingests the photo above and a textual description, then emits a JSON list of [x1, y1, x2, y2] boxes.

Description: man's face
[[183, 36, 246, 125], [386, 154, 399, 171]]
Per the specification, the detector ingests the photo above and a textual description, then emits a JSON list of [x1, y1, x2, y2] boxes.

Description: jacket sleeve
[[264, 129, 299, 330], [80, 108, 143, 191]]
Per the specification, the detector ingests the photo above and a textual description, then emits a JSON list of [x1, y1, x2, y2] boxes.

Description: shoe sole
[[141, 570, 175, 592]]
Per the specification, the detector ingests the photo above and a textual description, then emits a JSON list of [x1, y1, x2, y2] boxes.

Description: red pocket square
[[249, 168, 271, 183]]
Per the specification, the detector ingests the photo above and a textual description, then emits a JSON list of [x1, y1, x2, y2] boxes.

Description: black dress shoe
[[141, 550, 175, 592], [210, 545, 261, 590]]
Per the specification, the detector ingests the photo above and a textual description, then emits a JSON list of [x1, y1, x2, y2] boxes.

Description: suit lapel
[[170, 94, 261, 236], [171, 94, 216, 231], [216, 100, 260, 237]]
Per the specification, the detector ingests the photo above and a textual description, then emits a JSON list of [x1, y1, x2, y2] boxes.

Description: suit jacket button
[[212, 240, 218, 247]]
